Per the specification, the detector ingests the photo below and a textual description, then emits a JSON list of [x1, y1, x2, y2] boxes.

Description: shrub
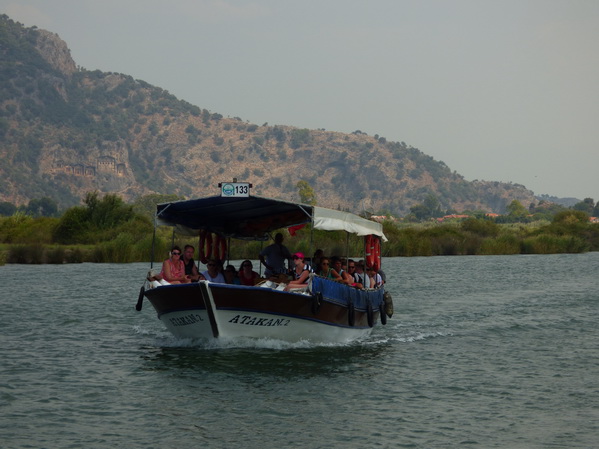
[[46, 245, 66, 264], [53, 206, 89, 243], [522, 234, 588, 254], [461, 218, 500, 237], [479, 235, 521, 255], [8, 243, 44, 263]]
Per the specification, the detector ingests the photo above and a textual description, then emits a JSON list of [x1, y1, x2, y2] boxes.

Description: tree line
[[0, 193, 598, 265], [407, 194, 599, 222]]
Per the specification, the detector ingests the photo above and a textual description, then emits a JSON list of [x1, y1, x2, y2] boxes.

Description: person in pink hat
[[284, 252, 313, 291]]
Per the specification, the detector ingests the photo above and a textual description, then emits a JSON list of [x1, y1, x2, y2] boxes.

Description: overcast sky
[[3, 0, 598, 200]]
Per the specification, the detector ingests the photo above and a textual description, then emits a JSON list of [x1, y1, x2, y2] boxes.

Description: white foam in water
[[135, 331, 365, 350], [399, 331, 451, 343]]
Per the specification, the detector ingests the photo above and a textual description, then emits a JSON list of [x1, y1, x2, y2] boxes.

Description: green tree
[[290, 129, 311, 149], [573, 198, 594, 215], [0, 201, 17, 216], [84, 192, 134, 229], [552, 209, 589, 225], [410, 194, 442, 220], [506, 200, 528, 220], [53, 192, 139, 243], [410, 203, 431, 220], [530, 200, 566, 220], [23, 197, 59, 217], [52, 206, 89, 243], [297, 180, 316, 205], [423, 194, 442, 218], [133, 193, 183, 219]]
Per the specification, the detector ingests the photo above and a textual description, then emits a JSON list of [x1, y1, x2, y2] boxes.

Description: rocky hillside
[[0, 15, 535, 215]]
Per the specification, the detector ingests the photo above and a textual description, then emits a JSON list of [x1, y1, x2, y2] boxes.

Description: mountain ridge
[[0, 14, 537, 215]]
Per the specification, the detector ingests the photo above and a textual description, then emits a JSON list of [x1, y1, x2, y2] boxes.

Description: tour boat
[[136, 182, 393, 343]]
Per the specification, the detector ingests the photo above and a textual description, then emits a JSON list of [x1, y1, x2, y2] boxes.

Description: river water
[[1, 254, 598, 448]]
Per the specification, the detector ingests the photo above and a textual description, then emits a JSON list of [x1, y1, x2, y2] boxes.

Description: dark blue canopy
[[156, 195, 313, 239]]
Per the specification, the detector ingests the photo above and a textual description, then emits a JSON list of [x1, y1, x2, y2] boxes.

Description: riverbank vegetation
[[0, 195, 598, 265]]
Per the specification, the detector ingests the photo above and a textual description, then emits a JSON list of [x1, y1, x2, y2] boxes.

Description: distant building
[[72, 164, 84, 176], [97, 156, 117, 172]]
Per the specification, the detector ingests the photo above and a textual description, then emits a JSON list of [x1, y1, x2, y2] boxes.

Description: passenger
[[332, 256, 354, 285], [346, 259, 363, 289], [346, 258, 356, 277], [224, 264, 241, 285], [238, 259, 260, 286], [285, 252, 312, 291], [201, 258, 226, 283], [259, 232, 292, 277], [352, 260, 370, 289], [182, 244, 202, 282], [160, 246, 191, 284], [317, 257, 342, 281], [311, 249, 324, 272], [367, 265, 383, 288]]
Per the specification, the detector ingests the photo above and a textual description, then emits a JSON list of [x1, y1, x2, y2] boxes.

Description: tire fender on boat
[[347, 301, 355, 327], [311, 291, 322, 315], [383, 291, 394, 318], [199, 230, 213, 264], [366, 299, 374, 328], [379, 301, 387, 325], [135, 285, 145, 311]]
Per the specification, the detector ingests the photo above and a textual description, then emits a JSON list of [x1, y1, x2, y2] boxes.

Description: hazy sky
[[3, 0, 598, 200]]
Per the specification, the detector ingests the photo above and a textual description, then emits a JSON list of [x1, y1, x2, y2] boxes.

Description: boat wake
[[133, 325, 373, 350], [133, 321, 451, 351]]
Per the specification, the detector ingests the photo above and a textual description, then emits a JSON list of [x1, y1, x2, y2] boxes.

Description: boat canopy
[[155, 195, 387, 241]]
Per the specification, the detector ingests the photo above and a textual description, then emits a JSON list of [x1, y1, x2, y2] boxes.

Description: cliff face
[[0, 15, 535, 213], [34, 29, 77, 76]]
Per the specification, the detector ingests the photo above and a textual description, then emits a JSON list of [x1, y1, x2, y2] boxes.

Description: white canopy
[[313, 207, 387, 241]]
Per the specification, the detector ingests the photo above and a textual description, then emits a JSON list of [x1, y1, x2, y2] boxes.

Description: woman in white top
[[366, 266, 383, 288], [284, 252, 312, 291]]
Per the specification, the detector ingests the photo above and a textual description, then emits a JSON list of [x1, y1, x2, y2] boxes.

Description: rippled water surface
[[1, 254, 598, 448]]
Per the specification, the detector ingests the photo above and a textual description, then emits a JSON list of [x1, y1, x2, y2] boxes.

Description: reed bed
[[1, 216, 597, 264]]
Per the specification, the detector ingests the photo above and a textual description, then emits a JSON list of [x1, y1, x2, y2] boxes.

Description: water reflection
[[140, 340, 392, 380]]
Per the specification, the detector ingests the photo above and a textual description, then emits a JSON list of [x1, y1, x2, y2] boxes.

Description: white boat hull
[[144, 277, 388, 343]]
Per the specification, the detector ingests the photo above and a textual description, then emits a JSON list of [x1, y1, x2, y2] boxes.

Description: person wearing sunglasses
[[317, 256, 342, 281], [284, 252, 313, 291], [159, 246, 191, 284], [238, 260, 260, 286], [201, 258, 226, 284]]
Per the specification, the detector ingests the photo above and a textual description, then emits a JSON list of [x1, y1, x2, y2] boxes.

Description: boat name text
[[169, 313, 204, 326], [228, 315, 290, 327]]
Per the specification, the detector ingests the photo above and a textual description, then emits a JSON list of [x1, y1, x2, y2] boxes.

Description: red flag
[[288, 224, 306, 236]]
